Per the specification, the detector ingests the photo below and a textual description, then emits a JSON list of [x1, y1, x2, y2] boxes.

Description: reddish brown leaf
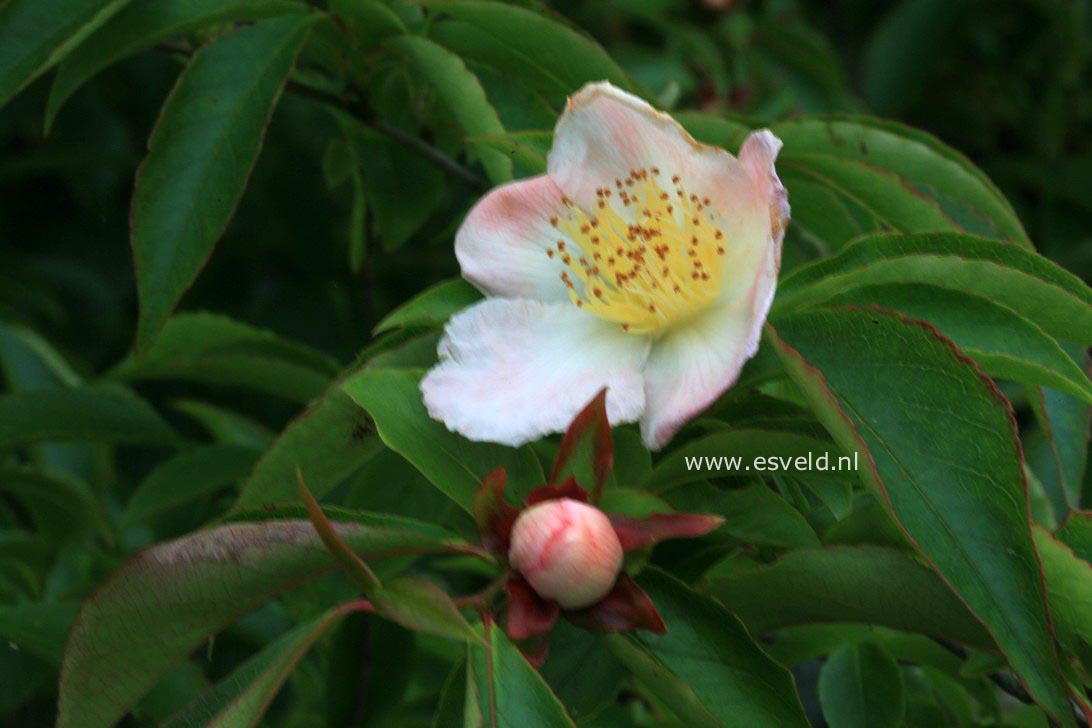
[[473, 467, 518, 557], [525, 476, 589, 506], [565, 573, 666, 634], [504, 575, 560, 640], [609, 513, 724, 552], [549, 388, 613, 503], [297, 467, 381, 594]]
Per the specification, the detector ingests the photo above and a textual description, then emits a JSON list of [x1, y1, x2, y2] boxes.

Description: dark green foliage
[[0, 1, 1090, 726]]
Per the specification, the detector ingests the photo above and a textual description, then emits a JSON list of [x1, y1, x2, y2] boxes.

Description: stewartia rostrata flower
[[422, 81, 789, 449], [476, 391, 723, 663]]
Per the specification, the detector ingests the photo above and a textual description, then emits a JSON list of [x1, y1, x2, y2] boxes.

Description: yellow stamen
[[549, 169, 726, 334]]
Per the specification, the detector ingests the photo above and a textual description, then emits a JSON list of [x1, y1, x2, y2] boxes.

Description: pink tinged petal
[[564, 573, 667, 634], [609, 513, 724, 552], [421, 298, 650, 447], [548, 388, 613, 503], [639, 298, 761, 450], [473, 467, 518, 558], [548, 82, 719, 210], [455, 174, 572, 304], [525, 476, 589, 507], [504, 575, 560, 641], [639, 130, 788, 450], [508, 498, 624, 610]]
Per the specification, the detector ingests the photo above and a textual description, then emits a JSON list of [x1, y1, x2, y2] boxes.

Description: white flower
[[422, 82, 789, 449]]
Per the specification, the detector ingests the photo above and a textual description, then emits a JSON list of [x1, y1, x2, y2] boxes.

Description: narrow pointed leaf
[[131, 14, 315, 349], [525, 476, 589, 506], [298, 469, 382, 595], [465, 619, 575, 727], [372, 577, 479, 643], [58, 517, 468, 728], [165, 607, 354, 728], [46, 0, 305, 130], [505, 576, 559, 640], [609, 513, 722, 552], [473, 467, 517, 557], [0, 0, 135, 110], [549, 388, 612, 503], [565, 573, 664, 634]]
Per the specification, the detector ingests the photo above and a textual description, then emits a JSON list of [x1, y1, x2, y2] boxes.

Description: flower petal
[[455, 174, 571, 303], [473, 467, 518, 558], [639, 131, 787, 450], [564, 573, 666, 634], [638, 293, 765, 450], [421, 298, 651, 447], [610, 513, 724, 552], [505, 575, 560, 641], [525, 476, 589, 506], [549, 82, 715, 209]]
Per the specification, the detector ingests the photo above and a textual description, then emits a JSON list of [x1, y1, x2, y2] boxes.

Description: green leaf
[[775, 232, 1092, 344], [429, 1, 632, 103], [165, 608, 349, 728], [773, 117, 1029, 247], [235, 375, 383, 507], [122, 445, 259, 526], [467, 131, 549, 177], [173, 400, 275, 450], [374, 277, 482, 335], [372, 577, 478, 642], [332, 111, 445, 252], [1057, 512, 1092, 564], [115, 312, 339, 403], [386, 35, 511, 185], [539, 620, 626, 721], [767, 309, 1074, 723], [58, 516, 471, 728], [1028, 352, 1090, 513], [131, 14, 315, 350], [642, 428, 842, 492], [465, 619, 575, 727], [704, 544, 993, 648], [0, 0, 135, 109], [862, 0, 962, 115], [676, 111, 753, 152], [329, 0, 405, 52], [342, 367, 546, 513], [0, 320, 81, 389], [0, 601, 79, 663], [45, 0, 306, 130], [0, 383, 176, 447], [1033, 526, 1092, 669], [819, 642, 906, 728], [821, 284, 1092, 403], [0, 467, 112, 542], [665, 481, 819, 549], [606, 568, 808, 728]]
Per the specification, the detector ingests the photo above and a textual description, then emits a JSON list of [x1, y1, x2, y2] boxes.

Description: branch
[[156, 41, 489, 192]]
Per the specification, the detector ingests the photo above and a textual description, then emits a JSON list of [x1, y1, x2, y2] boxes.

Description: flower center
[[547, 167, 726, 335]]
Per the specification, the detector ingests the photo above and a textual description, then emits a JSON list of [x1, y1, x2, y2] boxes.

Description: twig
[[156, 40, 488, 191]]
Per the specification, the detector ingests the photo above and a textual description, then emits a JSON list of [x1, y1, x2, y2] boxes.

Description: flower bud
[[508, 497, 624, 609]]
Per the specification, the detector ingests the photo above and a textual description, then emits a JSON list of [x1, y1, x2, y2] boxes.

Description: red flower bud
[[508, 498, 624, 609]]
